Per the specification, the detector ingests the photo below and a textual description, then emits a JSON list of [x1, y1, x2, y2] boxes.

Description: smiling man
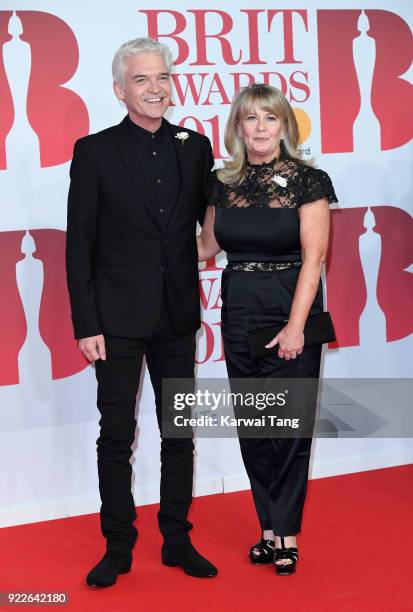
[[66, 37, 216, 587]]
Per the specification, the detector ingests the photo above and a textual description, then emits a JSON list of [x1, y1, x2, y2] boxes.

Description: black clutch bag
[[247, 312, 336, 359]]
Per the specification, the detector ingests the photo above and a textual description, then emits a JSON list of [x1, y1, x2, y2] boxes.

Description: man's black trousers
[[94, 298, 196, 553]]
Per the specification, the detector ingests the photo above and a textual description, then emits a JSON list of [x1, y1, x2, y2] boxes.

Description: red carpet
[[1, 465, 413, 611]]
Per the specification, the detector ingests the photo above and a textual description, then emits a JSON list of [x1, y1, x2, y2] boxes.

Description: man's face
[[114, 51, 171, 131]]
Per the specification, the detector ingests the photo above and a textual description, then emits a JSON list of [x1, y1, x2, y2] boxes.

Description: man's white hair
[[112, 37, 173, 88]]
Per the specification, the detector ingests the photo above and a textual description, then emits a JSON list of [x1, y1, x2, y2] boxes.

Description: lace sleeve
[[299, 167, 338, 207], [207, 170, 224, 208]]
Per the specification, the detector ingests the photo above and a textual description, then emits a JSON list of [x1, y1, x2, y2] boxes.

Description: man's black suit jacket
[[66, 116, 214, 340]]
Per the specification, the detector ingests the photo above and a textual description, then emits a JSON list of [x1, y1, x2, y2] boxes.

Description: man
[[66, 37, 216, 587]]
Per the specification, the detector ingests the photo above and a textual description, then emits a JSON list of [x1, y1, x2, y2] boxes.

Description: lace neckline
[[246, 155, 279, 169]]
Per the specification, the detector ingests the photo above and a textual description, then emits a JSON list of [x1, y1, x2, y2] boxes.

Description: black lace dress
[[208, 154, 338, 361], [208, 155, 338, 536]]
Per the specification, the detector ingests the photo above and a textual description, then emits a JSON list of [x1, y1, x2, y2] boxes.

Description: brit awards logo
[[317, 9, 412, 153], [317, 9, 413, 356], [0, 11, 91, 430]]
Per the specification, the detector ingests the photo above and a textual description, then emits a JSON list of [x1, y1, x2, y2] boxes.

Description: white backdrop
[[0, 0, 412, 527]]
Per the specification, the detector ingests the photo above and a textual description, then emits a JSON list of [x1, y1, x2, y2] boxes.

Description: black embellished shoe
[[86, 550, 132, 588], [248, 538, 275, 564], [274, 537, 298, 575]]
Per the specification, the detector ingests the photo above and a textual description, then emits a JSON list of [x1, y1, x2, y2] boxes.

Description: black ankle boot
[[161, 542, 217, 578], [86, 550, 132, 587]]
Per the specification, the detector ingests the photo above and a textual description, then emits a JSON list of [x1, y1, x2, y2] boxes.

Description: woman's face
[[237, 105, 284, 164]]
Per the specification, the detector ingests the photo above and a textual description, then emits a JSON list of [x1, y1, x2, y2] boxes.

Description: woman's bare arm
[[266, 198, 330, 359], [197, 205, 221, 261]]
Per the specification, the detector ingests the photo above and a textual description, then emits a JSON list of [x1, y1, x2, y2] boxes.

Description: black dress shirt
[[127, 116, 181, 231]]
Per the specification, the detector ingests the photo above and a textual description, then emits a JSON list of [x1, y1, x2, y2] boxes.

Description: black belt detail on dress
[[227, 261, 302, 272]]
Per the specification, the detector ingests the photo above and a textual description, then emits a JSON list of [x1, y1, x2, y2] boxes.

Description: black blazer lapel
[[112, 117, 158, 227]]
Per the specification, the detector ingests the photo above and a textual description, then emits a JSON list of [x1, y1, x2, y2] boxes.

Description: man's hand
[[78, 334, 106, 362]]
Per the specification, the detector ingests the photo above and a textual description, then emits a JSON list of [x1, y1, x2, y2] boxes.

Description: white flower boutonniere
[[272, 174, 288, 188], [175, 131, 190, 145]]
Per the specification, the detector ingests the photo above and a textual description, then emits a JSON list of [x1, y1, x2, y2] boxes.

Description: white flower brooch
[[175, 131, 190, 145], [272, 174, 288, 188]]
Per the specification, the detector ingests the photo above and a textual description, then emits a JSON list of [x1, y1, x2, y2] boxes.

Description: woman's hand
[[265, 324, 304, 360]]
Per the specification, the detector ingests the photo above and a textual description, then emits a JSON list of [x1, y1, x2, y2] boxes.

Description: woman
[[198, 83, 337, 575]]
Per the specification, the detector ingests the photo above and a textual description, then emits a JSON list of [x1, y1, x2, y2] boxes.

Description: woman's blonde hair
[[218, 83, 306, 185]]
